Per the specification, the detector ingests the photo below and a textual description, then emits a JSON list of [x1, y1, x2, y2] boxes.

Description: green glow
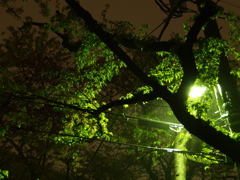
[[189, 86, 206, 98]]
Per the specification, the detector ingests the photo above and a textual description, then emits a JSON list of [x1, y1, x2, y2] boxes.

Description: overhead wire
[[7, 125, 227, 163], [143, 19, 166, 39], [0, 90, 228, 164], [219, 0, 240, 9], [1, 1, 240, 177], [144, 0, 240, 40], [107, 111, 184, 131], [0, 90, 184, 131], [0, 88, 231, 168], [0, 90, 232, 177]]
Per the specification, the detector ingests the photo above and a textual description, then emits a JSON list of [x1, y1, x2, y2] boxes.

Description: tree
[[1, 0, 240, 178], [63, 0, 240, 162]]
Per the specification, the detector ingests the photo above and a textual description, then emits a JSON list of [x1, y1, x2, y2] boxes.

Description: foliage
[[150, 51, 183, 93], [1, 0, 240, 179], [0, 170, 8, 180]]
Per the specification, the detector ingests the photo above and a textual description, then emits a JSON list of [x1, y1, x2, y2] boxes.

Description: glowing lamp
[[189, 86, 206, 98]]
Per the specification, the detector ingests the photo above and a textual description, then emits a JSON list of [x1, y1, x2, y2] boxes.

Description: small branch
[[5, 91, 94, 114], [120, 37, 174, 52], [23, 22, 82, 52], [186, 154, 213, 165], [97, 91, 159, 112]]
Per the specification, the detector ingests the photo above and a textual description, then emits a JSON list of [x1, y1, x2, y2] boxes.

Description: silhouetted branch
[[63, 0, 240, 163], [65, 0, 173, 103], [24, 20, 174, 52], [23, 21, 83, 52], [97, 91, 159, 112]]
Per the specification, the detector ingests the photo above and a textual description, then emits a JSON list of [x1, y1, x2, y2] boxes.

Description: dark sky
[[1, 0, 240, 40], [81, 0, 240, 39]]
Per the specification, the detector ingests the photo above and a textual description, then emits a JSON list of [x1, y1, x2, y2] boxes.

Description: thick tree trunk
[[197, 0, 240, 132]]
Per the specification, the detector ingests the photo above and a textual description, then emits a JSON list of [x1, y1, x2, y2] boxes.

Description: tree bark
[[197, 0, 240, 132]]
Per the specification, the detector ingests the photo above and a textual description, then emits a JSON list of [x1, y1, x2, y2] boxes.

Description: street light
[[189, 86, 206, 98]]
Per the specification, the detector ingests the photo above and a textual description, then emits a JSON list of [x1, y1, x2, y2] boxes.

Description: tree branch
[[197, 1, 240, 132], [65, 0, 173, 103], [119, 37, 174, 52], [64, 0, 240, 163], [176, 1, 219, 100], [23, 21, 82, 52], [4, 91, 94, 114], [24, 19, 174, 53], [186, 0, 220, 47], [169, 95, 240, 163], [97, 91, 159, 112]]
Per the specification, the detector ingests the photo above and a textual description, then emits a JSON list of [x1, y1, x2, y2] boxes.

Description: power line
[[106, 111, 184, 132], [7, 125, 227, 162], [143, 19, 166, 39], [1, 90, 184, 132], [220, 0, 240, 9], [0, 91, 229, 164]]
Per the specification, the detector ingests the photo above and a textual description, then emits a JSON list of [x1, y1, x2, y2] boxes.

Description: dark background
[[1, 0, 240, 41]]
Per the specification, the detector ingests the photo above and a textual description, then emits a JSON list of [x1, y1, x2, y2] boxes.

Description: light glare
[[189, 86, 206, 98]]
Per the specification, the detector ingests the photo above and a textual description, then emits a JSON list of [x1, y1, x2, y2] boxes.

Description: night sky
[[1, 0, 240, 41], [82, 0, 240, 39]]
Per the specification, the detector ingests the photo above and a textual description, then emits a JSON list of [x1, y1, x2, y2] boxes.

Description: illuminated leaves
[[136, 86, 153, 94], [99, 112, 112, 138], [227, 12, 240, 47], [149, 51, 183, 93], [194, 37, 229, 87], [0, 170, 8, 180], [2, 1, 240, 178]]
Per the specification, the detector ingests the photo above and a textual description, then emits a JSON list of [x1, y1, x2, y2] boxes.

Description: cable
[[7, 125, 226, 162], [0, 91, 229, 164], [107, 111, 184, 131], [143, 19, 166, 39], [219, 0, 240, 9], [1, 90, 184, 131]]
